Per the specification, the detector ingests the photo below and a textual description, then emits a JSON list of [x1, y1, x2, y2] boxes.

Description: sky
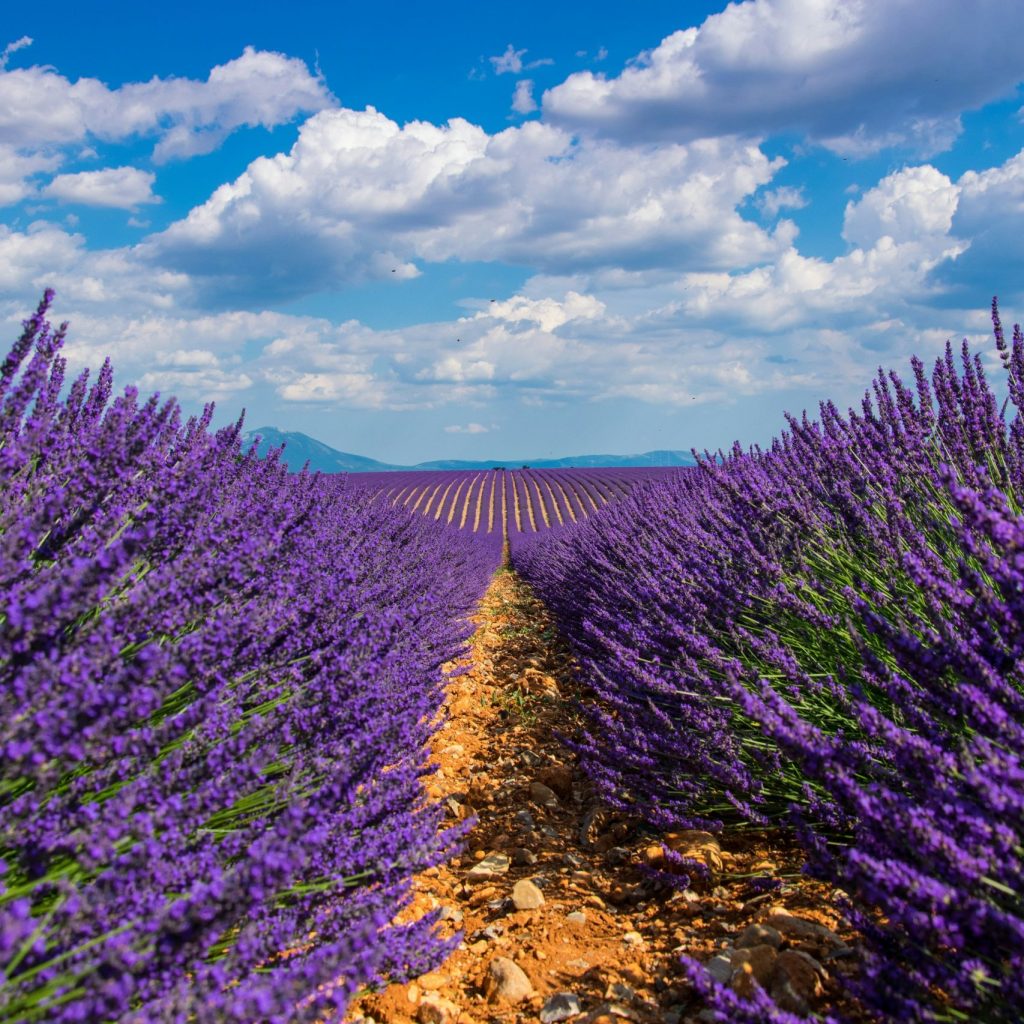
[[3, 0, 1024, 463]]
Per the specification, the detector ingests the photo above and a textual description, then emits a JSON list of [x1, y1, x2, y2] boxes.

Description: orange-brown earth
[[347, 569, 864, 1024]]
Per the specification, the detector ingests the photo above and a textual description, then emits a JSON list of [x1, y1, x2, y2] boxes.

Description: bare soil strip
[[522, 479, 539, 532], [436, 482, 456, 521], [458, 476, 480, 529], [539, 477, 565, 527], [553, 482, 577, 523], [511, 480, 523, 534], [565, 483, 587, 521], [447, 479, 468, 525], [529, 479, 550, 529], [421, 483, 445, 517], [348, 569, 861, 1024], [472, 477, 486, 533], [576, 479, 600, 513]]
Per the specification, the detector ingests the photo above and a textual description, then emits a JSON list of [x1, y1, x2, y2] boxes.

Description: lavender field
[[344, 466, 678, 562], [1, 290, 1022, 1023]]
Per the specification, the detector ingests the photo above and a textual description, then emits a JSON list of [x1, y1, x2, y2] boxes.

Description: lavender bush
[[517, 301, 1024, 1022], [0, 292, 498, 1022]]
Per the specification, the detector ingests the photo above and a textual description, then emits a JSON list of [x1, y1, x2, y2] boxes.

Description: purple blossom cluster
[[516, 301, 1024, 1022], [0, 292, 498, 1022]]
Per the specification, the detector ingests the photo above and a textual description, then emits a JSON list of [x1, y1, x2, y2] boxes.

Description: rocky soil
[[348, 569, 864, 1024]]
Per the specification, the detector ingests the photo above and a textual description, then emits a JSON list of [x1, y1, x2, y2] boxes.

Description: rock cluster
[[695, 907, 850, 1014]]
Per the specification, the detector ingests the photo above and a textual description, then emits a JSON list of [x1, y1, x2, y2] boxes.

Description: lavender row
[[0, 293, 498, 1022], [516, 302, 1024, 1023]]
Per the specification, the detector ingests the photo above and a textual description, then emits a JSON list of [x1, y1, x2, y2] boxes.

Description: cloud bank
[[542, 0, 1024, 155]]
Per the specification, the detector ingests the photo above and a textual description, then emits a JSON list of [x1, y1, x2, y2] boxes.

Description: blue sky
[[3, 0, 1024, 463]]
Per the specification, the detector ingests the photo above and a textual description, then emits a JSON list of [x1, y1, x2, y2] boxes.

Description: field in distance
[[347, 467, 680, 541]]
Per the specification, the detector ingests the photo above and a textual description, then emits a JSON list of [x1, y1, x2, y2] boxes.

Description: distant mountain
[[241, 427, 401, 473], [242, 427, 697, 474], [414, 449, 696, 470]]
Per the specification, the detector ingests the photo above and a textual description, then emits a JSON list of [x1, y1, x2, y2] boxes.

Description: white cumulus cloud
[[0, 46, 334, 158], [512, 80, 537, 115], [542, 0, 1024, 155], [43, 167, 161, 209], [142, 106, 786, 306], [843, 165, 959, 247]]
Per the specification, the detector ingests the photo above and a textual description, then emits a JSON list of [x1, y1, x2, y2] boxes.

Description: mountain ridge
[[241, 427, 697, 473]]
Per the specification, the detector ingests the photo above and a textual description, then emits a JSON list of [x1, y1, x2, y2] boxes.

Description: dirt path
[[349, 569, 858, 1024]]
